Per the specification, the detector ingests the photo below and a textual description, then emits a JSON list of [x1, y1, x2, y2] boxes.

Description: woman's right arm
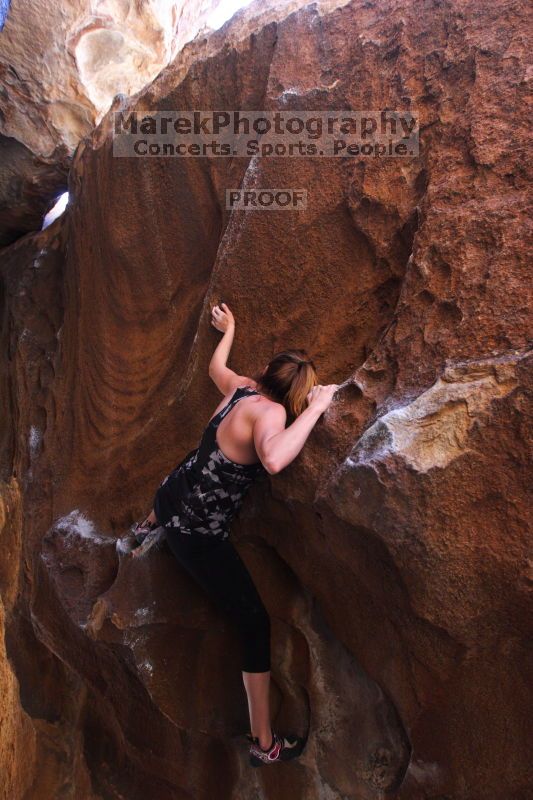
[[253, 385, 338, 474]]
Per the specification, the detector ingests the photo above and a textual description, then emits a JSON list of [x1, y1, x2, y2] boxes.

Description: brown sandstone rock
[[0, 0, 531, 797], [0, 0, 227, 240]]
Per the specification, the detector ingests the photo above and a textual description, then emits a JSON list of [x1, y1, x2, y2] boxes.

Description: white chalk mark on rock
[[55, 510, 112, 544]]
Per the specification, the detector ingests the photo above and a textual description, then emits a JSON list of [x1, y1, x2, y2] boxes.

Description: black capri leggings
[[165, 528, 271, 673]]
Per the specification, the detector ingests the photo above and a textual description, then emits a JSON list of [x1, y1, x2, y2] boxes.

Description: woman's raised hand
[[306, 384, 339, 414], [211, 301, 235, 333]]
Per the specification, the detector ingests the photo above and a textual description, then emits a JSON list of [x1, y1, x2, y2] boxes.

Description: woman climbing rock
[[132, 301, 338, 767]]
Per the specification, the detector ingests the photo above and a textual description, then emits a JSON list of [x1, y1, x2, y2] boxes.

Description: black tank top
[[154, 386, 268, 539]]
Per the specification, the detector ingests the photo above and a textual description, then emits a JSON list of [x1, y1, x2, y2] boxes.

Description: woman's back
[[211, 384, 268, 466], [153, 387, 268, 539]]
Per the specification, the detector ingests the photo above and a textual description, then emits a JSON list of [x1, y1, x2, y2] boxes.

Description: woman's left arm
[[209, 302, 256, 395]]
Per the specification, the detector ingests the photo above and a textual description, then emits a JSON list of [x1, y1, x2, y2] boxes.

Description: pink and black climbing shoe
[[247, 728, 306, 767], [131, 519, 159, 545]]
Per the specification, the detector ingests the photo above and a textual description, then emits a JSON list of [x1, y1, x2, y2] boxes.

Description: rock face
[[0, 0, 531, 797], [0, 0, 225, 243], [0, 0, 227, 156]]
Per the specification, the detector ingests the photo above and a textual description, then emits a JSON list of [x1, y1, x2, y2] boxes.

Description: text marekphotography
[[113, 110, 419, 157]]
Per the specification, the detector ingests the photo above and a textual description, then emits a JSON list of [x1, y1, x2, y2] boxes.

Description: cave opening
[[41, 191, 69, 230], [206, 0, 256, 30], [0, 0, 11, 32]]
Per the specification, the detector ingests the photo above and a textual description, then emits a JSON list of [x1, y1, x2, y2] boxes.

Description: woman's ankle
[[257, 730, 274, 750]]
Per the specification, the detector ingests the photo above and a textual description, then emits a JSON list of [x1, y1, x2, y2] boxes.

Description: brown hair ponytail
[[253, 349, 318, 422]]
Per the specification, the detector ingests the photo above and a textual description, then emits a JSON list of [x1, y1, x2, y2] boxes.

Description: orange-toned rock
[[0, 0, 531, 797]]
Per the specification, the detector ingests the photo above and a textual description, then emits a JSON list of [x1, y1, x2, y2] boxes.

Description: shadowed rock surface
[[0, 0, 532, 797]]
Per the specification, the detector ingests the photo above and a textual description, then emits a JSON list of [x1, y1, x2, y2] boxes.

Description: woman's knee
[[240, 608, 271, 672], [253, 607, 271, 642], [226, 598, 270, 653], [237, 599, 270, 634]]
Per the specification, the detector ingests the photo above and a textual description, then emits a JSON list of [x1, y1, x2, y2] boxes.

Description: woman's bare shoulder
[[236, 379, 286, 420], [253, 394, 287, 421], [237, 377, 258, 390]]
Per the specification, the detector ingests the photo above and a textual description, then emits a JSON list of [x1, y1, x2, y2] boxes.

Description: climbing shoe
[[246, 727, 306, 767], [131, 519, 159, 545]]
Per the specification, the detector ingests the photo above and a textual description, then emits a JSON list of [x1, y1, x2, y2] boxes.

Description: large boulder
[[0, 0, 530, 796]]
